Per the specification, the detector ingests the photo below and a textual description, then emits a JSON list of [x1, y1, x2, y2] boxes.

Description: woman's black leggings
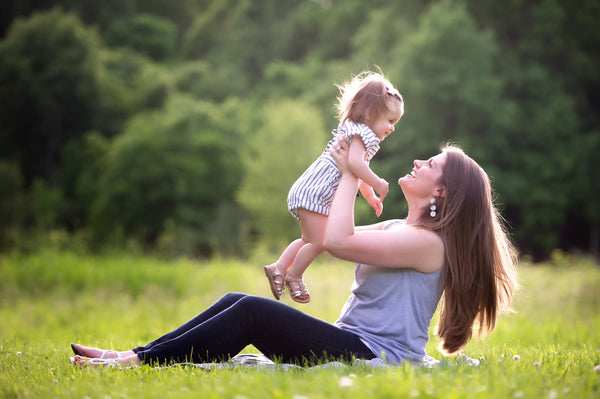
[[132, 293, 375, 365]]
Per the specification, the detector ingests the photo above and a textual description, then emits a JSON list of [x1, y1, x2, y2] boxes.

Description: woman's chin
[[398, 174, 412, 187]]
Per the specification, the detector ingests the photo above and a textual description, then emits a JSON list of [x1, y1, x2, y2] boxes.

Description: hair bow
[[386, 85, 402, 100]]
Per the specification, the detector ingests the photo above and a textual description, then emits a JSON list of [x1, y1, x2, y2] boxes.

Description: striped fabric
[[287, 121, 381, 219], [332, 120, 380, 162]]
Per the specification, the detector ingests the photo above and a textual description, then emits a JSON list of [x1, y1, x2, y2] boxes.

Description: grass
[[0, 247, 599, 398]]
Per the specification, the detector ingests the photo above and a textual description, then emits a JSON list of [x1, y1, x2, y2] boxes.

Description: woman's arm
[[354, 221, 391, 231], [325, 138, 444, 272]]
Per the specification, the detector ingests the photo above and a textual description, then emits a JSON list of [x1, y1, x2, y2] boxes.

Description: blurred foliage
[[0, 161, 25, 250], [89, 95, 244, 256], [379, 0, 504, 224], [95, 47, 172, 136], [104, 13, 177, 61], [238, 99, 328, 244], [0, 0, 598, 260], [0, 8, 100, 186]]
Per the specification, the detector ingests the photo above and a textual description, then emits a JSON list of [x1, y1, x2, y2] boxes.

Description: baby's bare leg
[[286, 209, 327, 279], [273, 238, 306, 273]]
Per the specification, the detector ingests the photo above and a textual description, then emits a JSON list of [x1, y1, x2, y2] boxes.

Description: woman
[[70, 139, 517, 367]]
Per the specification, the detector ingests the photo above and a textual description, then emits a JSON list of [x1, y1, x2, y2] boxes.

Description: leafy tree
[[566, 128, 600, 259], [58, 131, 109, 230], [0, 8, 100, 186], [349, 7, 408, 65], [103, 13, 177, 61], [181, 0, 231, 60], [0, 161, 25, 249], [372, 0, 504, 224], [0, 0, 597, 259], [59, 0, 135, 30], [182, 0, 272, 81], [464, 0, 600, 256], [90, 95, 243, 255], [173, 60, 249, 102], [258, 58, 350, 124], [133, 0, 200, 39], [183, 0, 333, 80], [237, 99, 328, 244], [493, 65, 577, 256], [60, 46, 172, 229], [30, 178, 63, 230], [95, 47, 172, 136]]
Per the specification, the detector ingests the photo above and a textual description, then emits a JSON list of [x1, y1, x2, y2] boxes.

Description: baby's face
[[369, 105, 403, 141]]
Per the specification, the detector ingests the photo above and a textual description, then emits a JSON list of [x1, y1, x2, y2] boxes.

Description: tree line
[[0, 0, 598, 260]]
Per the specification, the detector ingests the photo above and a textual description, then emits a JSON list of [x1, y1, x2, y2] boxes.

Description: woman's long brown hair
[[419, 145, 518, 354]]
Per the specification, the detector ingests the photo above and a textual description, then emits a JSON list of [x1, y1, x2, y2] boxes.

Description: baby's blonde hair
[[335, 71, 404, 125]]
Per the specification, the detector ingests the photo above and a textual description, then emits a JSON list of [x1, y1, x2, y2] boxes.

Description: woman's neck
[[404, 199, 428, 225], [405, 213, 420, 225]]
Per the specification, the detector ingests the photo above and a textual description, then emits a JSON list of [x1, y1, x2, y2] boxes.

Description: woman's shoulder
[[382, 219, 406, 230], [402, 224, 444, 246], [389, 224, 445, 273]]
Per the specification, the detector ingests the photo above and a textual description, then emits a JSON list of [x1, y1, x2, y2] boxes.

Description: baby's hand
[[374, 179, 389, 202], [367, 196, 383, 217]]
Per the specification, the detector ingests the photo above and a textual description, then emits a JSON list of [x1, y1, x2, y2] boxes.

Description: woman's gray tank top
[[334, 220, 444, 364]]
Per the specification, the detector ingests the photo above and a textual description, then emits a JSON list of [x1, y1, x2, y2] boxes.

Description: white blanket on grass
[[164, 353, 480, 371]]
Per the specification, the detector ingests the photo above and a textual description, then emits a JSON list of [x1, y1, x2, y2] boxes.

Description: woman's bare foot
[[71, 343, 135, 359], [70, 354, 140, 368]]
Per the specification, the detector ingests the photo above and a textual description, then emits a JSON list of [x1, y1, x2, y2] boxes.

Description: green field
[[1, 248, 599, 398]]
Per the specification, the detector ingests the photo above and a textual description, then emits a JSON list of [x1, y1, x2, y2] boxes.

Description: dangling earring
[[429, 198, 437, 218]]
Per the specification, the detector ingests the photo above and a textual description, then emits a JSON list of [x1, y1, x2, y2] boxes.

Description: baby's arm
[[359, 182, 383, 217], [346, 138, 389, 201]]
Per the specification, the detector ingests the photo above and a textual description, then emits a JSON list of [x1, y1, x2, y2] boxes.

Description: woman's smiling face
[[398, 152, 447, 199]]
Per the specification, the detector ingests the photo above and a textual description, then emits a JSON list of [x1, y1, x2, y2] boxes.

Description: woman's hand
[[330, 134, 351, 174]]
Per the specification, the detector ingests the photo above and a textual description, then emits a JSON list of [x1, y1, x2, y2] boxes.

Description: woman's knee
[[220, 292, 248, 304], [234, 295, 278, 317]]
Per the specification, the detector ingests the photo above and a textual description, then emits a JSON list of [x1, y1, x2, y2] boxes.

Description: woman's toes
[[71, 344, 120, 359]]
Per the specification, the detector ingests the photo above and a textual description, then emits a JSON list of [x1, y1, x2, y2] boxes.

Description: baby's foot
[[284, 274, 310, 303], [264, 264, 285, 300]]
